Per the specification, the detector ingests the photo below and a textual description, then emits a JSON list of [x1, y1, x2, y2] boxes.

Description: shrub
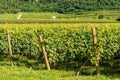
[[98, 15, 104, 19], [116, 17, 120, 21], [106, 16, 111, 20], [0, 9, 5, 14], [11, 9, 21, 14], [75, 10, 83, 15]]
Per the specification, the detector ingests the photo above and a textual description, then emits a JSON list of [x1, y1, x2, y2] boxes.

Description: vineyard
[[0, 0, 120, 79], [0, 23, 120, 75]]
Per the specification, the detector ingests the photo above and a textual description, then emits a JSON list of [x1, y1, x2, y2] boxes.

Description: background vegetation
[[0, 0, 120, 14]]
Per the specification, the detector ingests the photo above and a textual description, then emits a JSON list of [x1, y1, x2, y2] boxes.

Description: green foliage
[[0, 24, 119, 65], [116, 17, 120, 21], [0, 0, 120, 13], [98, 15, 104, 19], [0, 9, 5, 14], [11, 9, 20, 14], [75, 10, 83, 15]]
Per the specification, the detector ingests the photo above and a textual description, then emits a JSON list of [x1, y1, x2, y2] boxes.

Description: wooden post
[[38, 34, 50, 70], [92, 28, 99, 75], [6, 30, 14, 66]]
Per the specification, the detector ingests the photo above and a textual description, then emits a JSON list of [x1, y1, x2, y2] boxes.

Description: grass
[[0, 61, 120, 80], [0, 10, 120, 23]]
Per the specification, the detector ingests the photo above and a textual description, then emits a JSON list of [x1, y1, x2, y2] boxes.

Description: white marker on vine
[[17, 14, 22, 19], [52, 16, 56, 19]]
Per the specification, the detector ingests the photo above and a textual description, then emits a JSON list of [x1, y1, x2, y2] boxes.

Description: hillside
[[0, 0, 120, 14]]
